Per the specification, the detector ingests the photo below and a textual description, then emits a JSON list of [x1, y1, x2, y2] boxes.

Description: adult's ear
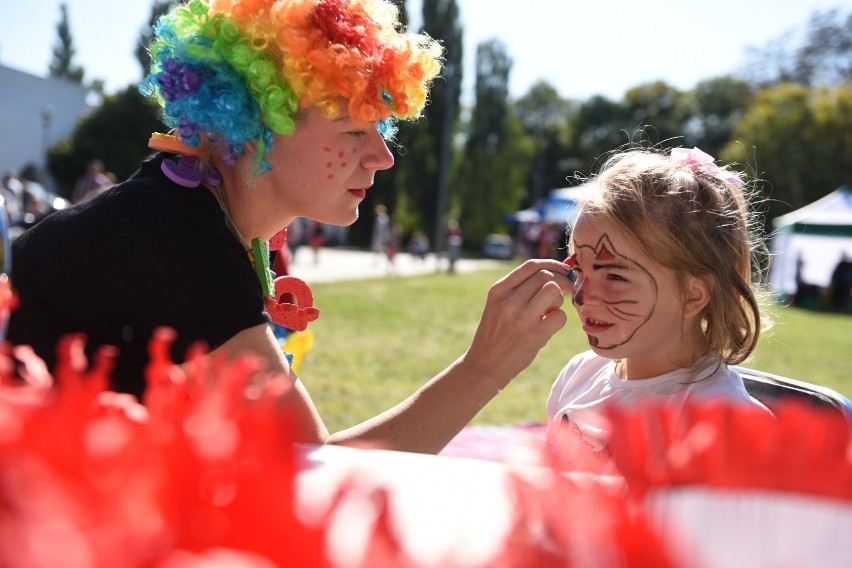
[[683, 274, 712, 318]]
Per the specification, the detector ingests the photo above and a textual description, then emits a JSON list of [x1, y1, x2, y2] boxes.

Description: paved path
[[287, 247, 509, 283]]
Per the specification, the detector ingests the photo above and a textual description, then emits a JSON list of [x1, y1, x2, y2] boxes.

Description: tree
[[561, 82, 698, 177], [455, 39, 531, 249], [47, 86, 163, 197], [743, 8, 852, 88], [721, 83, 852, 229], [514, 81, 575, 205], [621, 81, 691, 148], [49, 3, 84, 83], [681, 76, 754, 158], [392, 0, 463, 250], [793, 9, 852, 87], [565, 95, 629, 175]]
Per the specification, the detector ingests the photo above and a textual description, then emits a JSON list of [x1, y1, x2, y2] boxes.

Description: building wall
[[0, 64, 90, 190]]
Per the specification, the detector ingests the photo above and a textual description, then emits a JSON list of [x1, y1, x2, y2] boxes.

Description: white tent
[[769, 185, 852, 296]]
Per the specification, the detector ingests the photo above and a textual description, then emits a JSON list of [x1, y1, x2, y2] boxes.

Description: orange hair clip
[[148, 133, 205, 157]]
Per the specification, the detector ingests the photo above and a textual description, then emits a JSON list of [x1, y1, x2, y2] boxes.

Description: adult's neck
[[208, 156, 292, 243]]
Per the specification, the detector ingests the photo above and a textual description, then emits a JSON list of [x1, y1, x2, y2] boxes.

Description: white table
[[296, 443, 852, 568]]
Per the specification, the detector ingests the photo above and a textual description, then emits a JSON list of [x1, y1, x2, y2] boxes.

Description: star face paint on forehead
[[571, 232, 659, 350]]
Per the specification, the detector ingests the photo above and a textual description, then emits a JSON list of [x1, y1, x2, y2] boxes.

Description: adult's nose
[[362, 127, 394, 171]]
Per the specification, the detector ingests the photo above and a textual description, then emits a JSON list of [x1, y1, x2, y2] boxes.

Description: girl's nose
[[573, 280, 586, 306], [572, 276, 596, 307]]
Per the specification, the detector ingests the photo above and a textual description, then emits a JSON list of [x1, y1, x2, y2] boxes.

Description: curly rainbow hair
[[139, 0, 443, 170]]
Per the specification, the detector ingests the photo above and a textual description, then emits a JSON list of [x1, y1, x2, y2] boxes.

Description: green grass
[[750, 304, 851, 394], [301, 266, 852, 434]]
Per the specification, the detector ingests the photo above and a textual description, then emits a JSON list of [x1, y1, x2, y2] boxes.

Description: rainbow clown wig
[[139, 0, 443, 170]]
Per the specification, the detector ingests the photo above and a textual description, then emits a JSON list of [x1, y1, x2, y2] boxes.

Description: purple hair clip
[[161, 156, 222, 188], [670, 147, 743, 188]]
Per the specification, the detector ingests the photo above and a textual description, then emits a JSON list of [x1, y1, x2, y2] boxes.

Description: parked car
[[483, 234, 515, 260]]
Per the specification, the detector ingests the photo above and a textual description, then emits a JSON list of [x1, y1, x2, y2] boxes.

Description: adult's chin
[[316, 209, 359, 227]]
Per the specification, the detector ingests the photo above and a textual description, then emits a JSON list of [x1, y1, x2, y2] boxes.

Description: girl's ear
[[683, 274, 712, 318]]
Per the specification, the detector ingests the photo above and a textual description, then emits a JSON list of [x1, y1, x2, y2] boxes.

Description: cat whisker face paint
[[569, 223, 658, 351]]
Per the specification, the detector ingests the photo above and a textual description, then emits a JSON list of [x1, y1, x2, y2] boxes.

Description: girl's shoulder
[[683, 358, 754, 401], [553, 351, 613, 390], [560, 350, 609, 375]]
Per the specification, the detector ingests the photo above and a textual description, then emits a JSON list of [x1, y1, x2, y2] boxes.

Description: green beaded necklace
[[214, 184, 275, 299]]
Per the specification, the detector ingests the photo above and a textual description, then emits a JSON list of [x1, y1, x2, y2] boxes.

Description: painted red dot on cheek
[[328, 174, 335, 180], [323, 147, 332, 153], [339, 162, 348, 168], [326, 162, 333, 168]]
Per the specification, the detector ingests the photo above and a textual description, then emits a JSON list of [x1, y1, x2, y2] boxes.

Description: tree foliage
[[565, 94, 631, 175], [393, 0, 463, 251], [743, 8, 852, 88], [49, 3, 84, 84], [514, 81, 575, 204], [682, 76, 754, 158], [621, 81, 690, 145], [47, 87, 162, 197], [45, 3, 850, 252], [455, 39, 531, 248], [721, 83, 852, 227]]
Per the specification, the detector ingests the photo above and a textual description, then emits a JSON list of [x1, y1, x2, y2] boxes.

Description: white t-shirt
[[546, 351, 770, 450]]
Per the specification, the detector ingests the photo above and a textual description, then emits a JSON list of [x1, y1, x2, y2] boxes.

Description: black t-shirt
[[7, 154, 270, 398]]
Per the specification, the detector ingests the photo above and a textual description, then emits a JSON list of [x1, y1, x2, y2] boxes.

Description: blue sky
[[0, 0, 844, 103]]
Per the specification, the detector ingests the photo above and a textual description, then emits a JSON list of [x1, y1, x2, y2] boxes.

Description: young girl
[[547, 147, 771, 450]]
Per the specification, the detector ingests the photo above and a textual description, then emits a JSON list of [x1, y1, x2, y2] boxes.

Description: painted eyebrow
[[591, 262, 629, 271]]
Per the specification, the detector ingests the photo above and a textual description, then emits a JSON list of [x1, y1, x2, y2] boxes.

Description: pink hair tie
[[670, 147, 743, 188]]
